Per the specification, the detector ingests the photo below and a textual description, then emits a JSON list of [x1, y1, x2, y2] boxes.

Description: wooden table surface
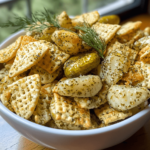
[[1, 14, 150, 150]]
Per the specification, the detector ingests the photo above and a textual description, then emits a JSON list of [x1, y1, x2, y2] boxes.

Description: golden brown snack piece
[[29, 66, 61, 84], [140, 45, 150, 64], [51, 30, 82, 55], [92, 23, 121, 44], [57, 11, 74, 31], [38, 43, 70, 74], [0, 67, 9, 81], [64, 52, 100, 78], [45, 118, 58, 129], [21, 35, 37, 47], [9, 41, 49, 77], [0, 36, 22, 63], [89, 112, 101, 129], [33, 92, 51, 125], [53, 75, 102, 97], [107, 85, 150, 111], [4, 58, 15, 69], [71, 11, 100, 27], [117, 21, 142, 37], [7, 74, 41, 119], [133, 36, 150, 51], [144, 27, 150, 36], [74, 96, 102, 109], [94, 103, 132, 125], [41, 80, 58, 97], [50, 93, 91, 129]]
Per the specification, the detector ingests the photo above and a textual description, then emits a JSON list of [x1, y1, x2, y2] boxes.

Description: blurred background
[[0, 0, 149, 43]]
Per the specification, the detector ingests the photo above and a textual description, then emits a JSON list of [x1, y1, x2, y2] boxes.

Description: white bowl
[[1, 31, 150, 150]]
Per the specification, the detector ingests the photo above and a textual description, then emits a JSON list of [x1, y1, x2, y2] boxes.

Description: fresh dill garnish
[[0, 8, 61, 33], [74, 23, 106, 58]]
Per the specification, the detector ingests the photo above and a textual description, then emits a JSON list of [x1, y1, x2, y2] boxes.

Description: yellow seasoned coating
[[94, 103, 132, 125], [33, 92, 51, 125], [7, 74, 41, 119], [99, 15, 120, 24], [0, 67, 9, 81], [140, 45, 150, 64], [53, 75, 102, 97], [117, 21, 142, 37], [41, 80, 58, 97], [57, 11, 74, 31], [64, 52, 100, 78], [21, 35, 37, 47], [74, 96, 102, 109], [38, 42, 70, 74], [50, 93, 91, 129], [71, 11, 100, 27], [92, 23, 121, 44], [0, 36, 23, 63], [29, 66, 61, 84], [51, 30, 82, 55], [144, 27, 150, 36], [133, 36, 150, 51], [100, 50, 130, 85], [9, 41, 49, 77], [107, 85, 150, 111], [5, 57, 15, 69]]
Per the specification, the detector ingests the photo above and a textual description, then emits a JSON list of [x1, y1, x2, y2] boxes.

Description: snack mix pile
[[0, 11, 150, 130]]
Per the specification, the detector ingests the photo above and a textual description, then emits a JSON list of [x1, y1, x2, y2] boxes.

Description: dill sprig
[[74, 23, 106, 58], [0, 8, 61, 33]]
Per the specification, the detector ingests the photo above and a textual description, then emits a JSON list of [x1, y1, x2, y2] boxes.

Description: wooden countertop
[[1, 14, 150, 150]]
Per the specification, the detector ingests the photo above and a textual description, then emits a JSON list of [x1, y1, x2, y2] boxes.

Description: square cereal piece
[[41, 80, 58, 97], [29, 65, 61, 84], [94, 103, 132, 125], [72, 11, 100, 27], [117, 21, 142, 37], [38, 43, 70, 74], [50, 93, 91, 129], [21, 35, 37, 47], [9, 41, 49, 77], [0, 36, 23, 63], [33, 92, 52, 125], [7, 74, 41, 119], [133, 36, 150, 51], [92, 23, 121, 44], [74, 96, 103, 109]]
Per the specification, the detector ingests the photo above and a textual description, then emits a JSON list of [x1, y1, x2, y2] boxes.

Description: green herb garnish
[[74, 23, 106, 58]]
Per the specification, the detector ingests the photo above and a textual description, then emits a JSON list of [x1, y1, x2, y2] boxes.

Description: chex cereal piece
[[57, 11, 75, 31], [45, 118, 58, 129], [7, 74, 41, 119], [0, 36, 22, 63], [100, 50, 130, 85], [41, 80, 58, 97], [121, 61, 144, 86], [106, 41, 137, 65], [29, 65, 61, 84], [0, 68, 9, 81], [94, 103, 132, 125], [0, 73, 26, 95], [74, 96, 102, 109], [133, 36, 150, 51], [107, 85, 150, 111], [50, 93, 91, 129], [9, 41, 49, 77], [21, 35, 37, 47], [33, 92, 51, 125], [1, 90, 14, 112], [38, 43, 70, 74], [92, 23, 121, 44], [51, 30, 82, 55], [140, 45, 150, 63], [72, 11, 100, 27], [117, 21, 142, 37]]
